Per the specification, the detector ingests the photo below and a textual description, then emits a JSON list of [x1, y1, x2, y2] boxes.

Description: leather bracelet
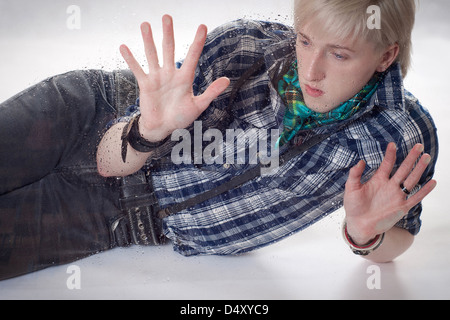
[[342, 221, 385, 256], [121, 115, 170, 163]]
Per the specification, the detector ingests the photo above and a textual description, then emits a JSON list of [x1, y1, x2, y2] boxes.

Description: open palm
[[120, 15, 230, 142], [344, 143, 437, 244]]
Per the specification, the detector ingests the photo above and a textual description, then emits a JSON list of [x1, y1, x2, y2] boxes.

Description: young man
[[0, 0, 438, 281]]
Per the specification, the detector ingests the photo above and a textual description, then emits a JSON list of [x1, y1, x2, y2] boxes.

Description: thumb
[[195, 77, 230, 112], [346, 160, 366, 191]]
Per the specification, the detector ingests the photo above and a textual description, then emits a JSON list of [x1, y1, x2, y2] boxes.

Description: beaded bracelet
[[342, 221, 385, 256]]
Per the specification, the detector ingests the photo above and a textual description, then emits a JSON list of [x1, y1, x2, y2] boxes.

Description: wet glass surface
[[0, 0, 449, 300]]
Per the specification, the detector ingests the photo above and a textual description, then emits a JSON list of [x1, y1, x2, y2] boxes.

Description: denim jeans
[[0, 69, 140, 280]]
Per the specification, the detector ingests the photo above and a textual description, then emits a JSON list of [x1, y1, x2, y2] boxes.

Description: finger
[[377, 142, 397, 179], [393, 144, 425, 184], [345, 160, 366, 191], [162, 15, 175, 69], [406, 179, 437, 208], [120, 44, 146, 81], [403, 153, 432, 191], [194, 77, 230, 112], [141, 22, 159, 71], [181, 24, 208, 76]]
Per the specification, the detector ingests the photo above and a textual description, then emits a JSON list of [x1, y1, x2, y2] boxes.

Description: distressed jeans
[[0, 69, 141, 280]]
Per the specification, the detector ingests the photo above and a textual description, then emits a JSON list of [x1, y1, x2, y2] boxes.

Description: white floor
[[0, 0, 449, 300]]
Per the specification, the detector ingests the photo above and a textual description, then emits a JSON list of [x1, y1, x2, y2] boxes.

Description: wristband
[[121, 115, 170, 163], [342, 221, 385, 256]]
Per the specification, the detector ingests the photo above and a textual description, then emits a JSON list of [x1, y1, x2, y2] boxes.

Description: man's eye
[[297, 34, 310, 47], [333, 53, 347, 61]]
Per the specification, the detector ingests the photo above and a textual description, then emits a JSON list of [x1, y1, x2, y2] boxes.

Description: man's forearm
[[97, 122, 152, 178], [363, 227, 414, 263]]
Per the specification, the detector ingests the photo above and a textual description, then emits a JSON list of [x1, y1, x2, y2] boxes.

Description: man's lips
[[304, 84, 324, 98]]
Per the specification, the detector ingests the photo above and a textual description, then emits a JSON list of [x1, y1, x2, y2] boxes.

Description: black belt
[[110, 169, 166, 247]]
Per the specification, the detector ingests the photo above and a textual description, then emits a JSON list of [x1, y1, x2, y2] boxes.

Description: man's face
[[295, 21, 385, 113]]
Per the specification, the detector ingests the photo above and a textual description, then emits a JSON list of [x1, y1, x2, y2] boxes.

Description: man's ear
[[377, 43, 400, 72]]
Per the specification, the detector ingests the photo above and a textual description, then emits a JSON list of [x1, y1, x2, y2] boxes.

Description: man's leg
[[0, 70, 118, 195], [0, 70, 127, 280]]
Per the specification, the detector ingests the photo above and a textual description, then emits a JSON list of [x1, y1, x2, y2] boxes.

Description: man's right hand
[[97, 15, 230, 178], [119, 15, 230, 143]]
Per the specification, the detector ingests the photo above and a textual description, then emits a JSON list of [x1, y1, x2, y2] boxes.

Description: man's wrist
[[342, 221, 385, 256], [121, 115, 170, 162], [129, 115, 170, 149], [344, 220, 377, 246], [137, 115, 171, 143]]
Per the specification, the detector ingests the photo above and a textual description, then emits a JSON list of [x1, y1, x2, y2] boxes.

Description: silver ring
[[400, 183, 411, 195]]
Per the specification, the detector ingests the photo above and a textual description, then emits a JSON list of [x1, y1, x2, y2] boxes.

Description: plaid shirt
[[117, 20, 438, 256]]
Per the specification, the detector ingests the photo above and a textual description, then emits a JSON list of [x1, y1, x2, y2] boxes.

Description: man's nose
[[302, 53, 325, 82]]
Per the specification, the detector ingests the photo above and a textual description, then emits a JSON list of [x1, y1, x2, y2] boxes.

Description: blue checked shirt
[[116, 20, 438, 256]]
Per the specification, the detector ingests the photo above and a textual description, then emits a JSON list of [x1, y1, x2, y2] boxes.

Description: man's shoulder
[[196, 19, 295, 83], [403, 89, 438, 143], [372, 64, 436, 131]]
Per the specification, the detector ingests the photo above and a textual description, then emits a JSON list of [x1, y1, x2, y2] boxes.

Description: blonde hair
[[294, 0, 416, 77]]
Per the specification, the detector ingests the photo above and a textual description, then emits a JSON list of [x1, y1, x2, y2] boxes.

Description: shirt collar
[[369, 62, 406, 112]]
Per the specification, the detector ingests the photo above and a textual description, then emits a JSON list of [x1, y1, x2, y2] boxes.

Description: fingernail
[[389, 142, 397, 150], [358, 160, 366, 168], [417, 144, 425, 153], [163, 15, 171, 25], [431, 180, 438, 189], [119, 45, 128, 57], [142, 23, 150, 34]]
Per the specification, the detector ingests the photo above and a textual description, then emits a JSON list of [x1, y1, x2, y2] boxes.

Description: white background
[[0, 0, 449, 300]]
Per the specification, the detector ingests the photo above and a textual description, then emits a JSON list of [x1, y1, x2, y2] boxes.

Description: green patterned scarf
[[277, 60, 382, 147]]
